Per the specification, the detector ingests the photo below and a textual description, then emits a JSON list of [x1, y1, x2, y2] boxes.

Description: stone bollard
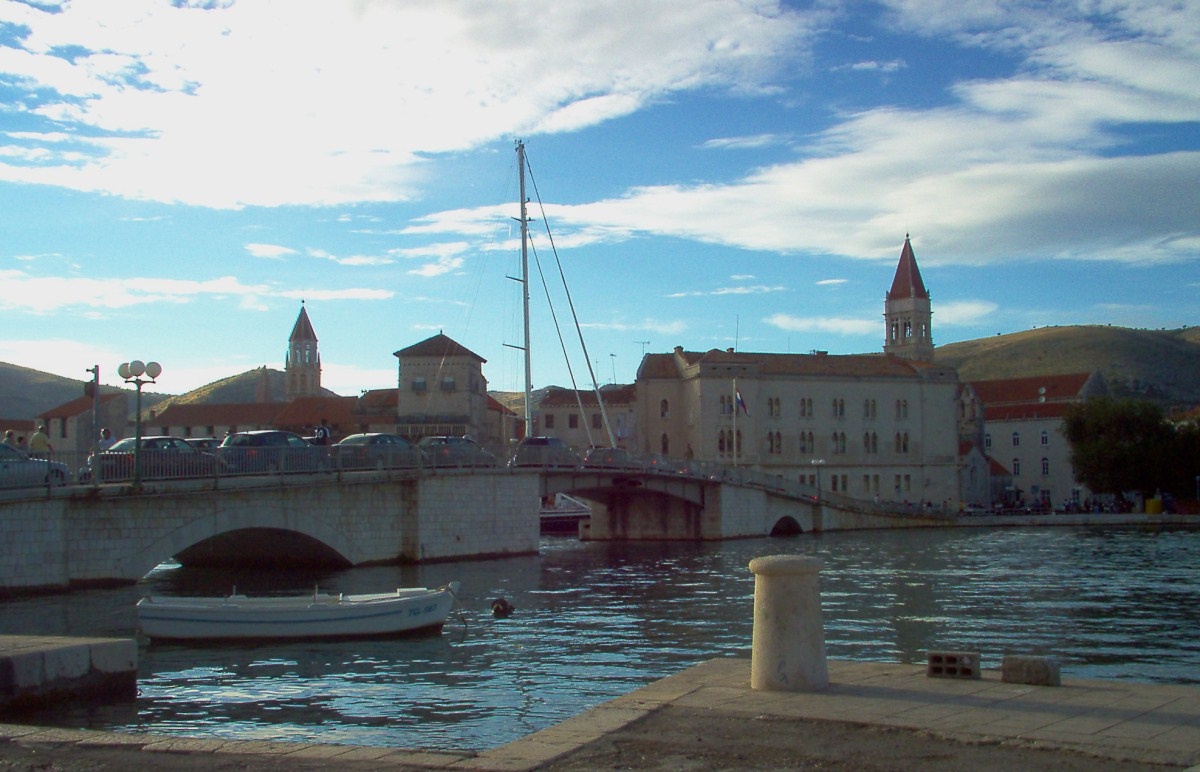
[[749, 555, 829, 691]]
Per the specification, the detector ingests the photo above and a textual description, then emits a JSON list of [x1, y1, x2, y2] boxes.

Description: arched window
[[735, 430, 743, 454], [1013, 458, 1021, 476], [661, 433, 669, 455], [838, 432, 846, 454], [894, 433, 902, 453], [799, 432, 807, 453], [1012, 432, 1020, 447], [1040, 431, 1049, 446], [863, 432, 871, 453], [984, 433, 992, 449], [832, 432, 840, 455], [902, 432, 909, 453], [1041, 457, 1050, 475], [660, 399, 670, 419], [718, 430, 726, 454]]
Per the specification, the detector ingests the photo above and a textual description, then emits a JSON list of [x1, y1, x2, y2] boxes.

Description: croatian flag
[[735, 388, 749, 416]]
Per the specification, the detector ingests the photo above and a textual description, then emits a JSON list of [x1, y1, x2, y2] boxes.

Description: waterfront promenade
[[2, 657, 1197, 770]]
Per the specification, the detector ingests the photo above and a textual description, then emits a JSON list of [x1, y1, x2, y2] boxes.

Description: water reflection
[[2, 526, 1197, 750]]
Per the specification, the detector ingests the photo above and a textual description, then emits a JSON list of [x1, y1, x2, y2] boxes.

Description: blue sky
[[1, 0, 1197, 398]]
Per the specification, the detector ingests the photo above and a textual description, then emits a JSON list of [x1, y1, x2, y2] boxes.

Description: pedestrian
[[313, 418, 331, 446], [2, 430, 14, 448], [98, 427, 116, 450], [28, 425, 52, 458]]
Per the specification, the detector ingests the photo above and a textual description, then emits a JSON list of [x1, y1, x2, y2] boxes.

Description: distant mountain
[[935, 325, 1200, 405], [148, 367, 339, 416], [0, 361, 167, 421]]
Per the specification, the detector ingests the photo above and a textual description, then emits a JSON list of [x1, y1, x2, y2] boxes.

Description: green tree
[[1062, 398, 1173, 497]]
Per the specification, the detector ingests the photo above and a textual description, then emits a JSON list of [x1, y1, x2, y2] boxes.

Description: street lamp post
[[810, 458, 825, 502], [118, 360, 161, 486]]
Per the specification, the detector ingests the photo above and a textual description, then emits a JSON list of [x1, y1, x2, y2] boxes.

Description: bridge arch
[[119, 504, 361, 580]]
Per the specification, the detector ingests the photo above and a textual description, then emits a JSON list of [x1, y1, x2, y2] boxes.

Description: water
[[2, 526, 1197, 750]]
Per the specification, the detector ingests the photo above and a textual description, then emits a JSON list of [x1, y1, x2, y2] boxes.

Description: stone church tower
[[285, 303, 321, 400], [883, 235, 934, 363]]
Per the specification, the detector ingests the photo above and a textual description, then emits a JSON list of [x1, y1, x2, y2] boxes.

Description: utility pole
[[85, 365, 100, 451]]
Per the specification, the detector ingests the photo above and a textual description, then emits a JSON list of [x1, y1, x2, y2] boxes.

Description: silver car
[[0, 443, 68, 488]]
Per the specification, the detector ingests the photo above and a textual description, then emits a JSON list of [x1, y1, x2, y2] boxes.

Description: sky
[[0, 0, 1197, 400]]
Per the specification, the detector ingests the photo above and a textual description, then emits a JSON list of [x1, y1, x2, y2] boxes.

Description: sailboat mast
[[517, 140, 533, 438]]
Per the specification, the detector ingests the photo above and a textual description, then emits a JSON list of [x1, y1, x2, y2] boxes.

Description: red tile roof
[[639, 349, 935, 380], [272, 396, 361, 428], [39, 393, 124, 420], [151, 402, 286, 428], [541, 384, 637, 407], [984, 402, 1074, 422], [393, 333, 485, 362], [969, 372, 1095, 407], [887, 235, 928, 300]]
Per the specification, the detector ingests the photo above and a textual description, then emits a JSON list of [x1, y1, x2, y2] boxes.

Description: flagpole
[[732, 377, 738, 468]]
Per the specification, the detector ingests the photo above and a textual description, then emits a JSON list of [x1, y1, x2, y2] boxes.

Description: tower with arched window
[[285, 303, 321, 401], [884, 235, 934, 363]]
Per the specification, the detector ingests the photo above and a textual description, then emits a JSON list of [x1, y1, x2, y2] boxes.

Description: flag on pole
[[735, 388, 749, 416]]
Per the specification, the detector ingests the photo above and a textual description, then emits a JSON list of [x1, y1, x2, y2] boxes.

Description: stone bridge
[[0, 463, 947, 593]]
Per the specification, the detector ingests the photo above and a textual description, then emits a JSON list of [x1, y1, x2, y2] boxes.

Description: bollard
[[749, 555, 829, 691]]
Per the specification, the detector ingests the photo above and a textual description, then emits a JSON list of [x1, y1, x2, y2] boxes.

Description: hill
[[0, 361, 168, 421], [147, 367, 339, 416], [935, 325, 1200, 404]]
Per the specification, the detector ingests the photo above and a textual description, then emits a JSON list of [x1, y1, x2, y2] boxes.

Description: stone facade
[[394, 334, 495, 450]]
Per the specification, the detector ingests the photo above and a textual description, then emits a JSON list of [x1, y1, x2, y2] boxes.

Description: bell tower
[[285, 302, 321, 400], [884, 235, 934, 362]]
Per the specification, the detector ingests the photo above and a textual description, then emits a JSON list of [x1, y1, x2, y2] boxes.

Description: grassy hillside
[[935, 325, 1200, 404]]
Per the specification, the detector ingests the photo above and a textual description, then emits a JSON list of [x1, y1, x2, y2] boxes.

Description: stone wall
[[0, 471, 540, 593]]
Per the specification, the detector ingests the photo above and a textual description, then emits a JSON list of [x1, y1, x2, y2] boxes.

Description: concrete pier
[[0, 635, 136, 712], [1, 659, 1197, 769]]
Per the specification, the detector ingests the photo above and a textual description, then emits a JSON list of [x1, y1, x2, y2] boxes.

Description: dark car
[[219, 430, 324, 474], [581, 446, 641, 470], [184, 437, 220, 449], [0, 443, 68, 488], [86, 435, 222, 482], [416, 436, 496, 468], [334, 433, 425, 469], [508, 436, 579, 468]]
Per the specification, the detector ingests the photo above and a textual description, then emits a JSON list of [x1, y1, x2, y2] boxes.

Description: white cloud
[[666, 285, 786, 298], [763, 314, 877, 335], [933, 300, 999, 326], [244, 243, 297, 259], [580, 319, 688, 335], [307, 249, 394, 267], [0, 1, 815, 208]]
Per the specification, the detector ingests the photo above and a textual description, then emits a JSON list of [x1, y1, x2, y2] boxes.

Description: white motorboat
[[137, 582, 460, 642]]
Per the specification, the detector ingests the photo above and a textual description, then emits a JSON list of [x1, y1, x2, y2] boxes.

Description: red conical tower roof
[[289, 303, 318, 342], [887, 235, 928, 300]]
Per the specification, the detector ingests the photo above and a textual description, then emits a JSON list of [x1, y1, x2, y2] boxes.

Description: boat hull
[[137, 585, 458, 642]]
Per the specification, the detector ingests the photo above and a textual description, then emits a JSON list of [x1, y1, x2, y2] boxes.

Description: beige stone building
[[393, 333, 498, 452], [536, 384, 639, 453], [633, 236, 962, 506], [970, 372, 1107, 508]]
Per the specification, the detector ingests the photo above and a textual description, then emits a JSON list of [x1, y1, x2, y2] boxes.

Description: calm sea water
[[3, 526, 1197, 750]]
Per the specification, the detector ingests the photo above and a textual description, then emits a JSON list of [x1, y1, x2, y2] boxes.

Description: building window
[[1041, 457, 1050, 475], [720, 395, 731, 415], [568, 414, 579, 429], [440, 376, 456, 391], [660, 399, 670, 419], [718, 430, 727, 454], [1013, 458, 1021, 476], [1040, 431, 1049, 446], [832, 398, 844, 418], [1012, 432, 1020, 446], [544, 414, 555, 429], [412, 377, 427, 392], [592, 413, 602, 429], [984, 433, 992, 449]]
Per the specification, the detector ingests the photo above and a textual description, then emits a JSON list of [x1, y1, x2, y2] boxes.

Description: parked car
[[0, 443, 68, 488], [334, 433, 425, 469], [581, 446, 641, 470], [86, 435, 223, 482], [184, 437, 220, 449], [508, 436, 579, 468], [417, 436, 496, 468], [219, 430, 324, 474]]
